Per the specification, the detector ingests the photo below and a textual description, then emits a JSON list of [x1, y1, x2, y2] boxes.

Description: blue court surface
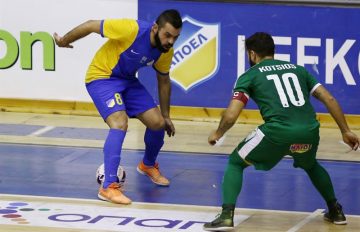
[[0, 143, 359, 215]]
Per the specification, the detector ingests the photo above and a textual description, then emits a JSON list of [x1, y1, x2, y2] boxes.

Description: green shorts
[[232, 127, 319, 171]]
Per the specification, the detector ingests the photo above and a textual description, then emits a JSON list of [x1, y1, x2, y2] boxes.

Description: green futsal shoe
[[324, 201, 347, 225], [203, 204, 234, 231]]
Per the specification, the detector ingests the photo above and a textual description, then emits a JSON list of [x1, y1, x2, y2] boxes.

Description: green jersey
[[234, 59, 320, 142]]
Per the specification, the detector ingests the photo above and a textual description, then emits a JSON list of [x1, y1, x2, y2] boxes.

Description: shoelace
[[214, 213, 221, 219], [334, 204, 342, 214], [154, 163, 160, 170], [148, 163, 162, 176]]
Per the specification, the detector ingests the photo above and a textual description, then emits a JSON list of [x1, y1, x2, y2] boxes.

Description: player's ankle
[[326, 199, 338, 210], [221, 204, 235, 218]]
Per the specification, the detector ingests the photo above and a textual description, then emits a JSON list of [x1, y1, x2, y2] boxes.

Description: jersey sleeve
[[301, 67, 321, 94], [101, 19, 138, 42], [153, 48, 174, 75], [233, 73, 252, 95]]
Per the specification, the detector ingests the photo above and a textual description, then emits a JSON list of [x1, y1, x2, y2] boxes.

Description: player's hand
[[208, 130, 222, 146], [164, 117, 175, 137], [53, 33, 73, 48], [342, 131, 359, 151]]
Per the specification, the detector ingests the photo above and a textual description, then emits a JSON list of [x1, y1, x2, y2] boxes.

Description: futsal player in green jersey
[[204, 32, 359, 231]]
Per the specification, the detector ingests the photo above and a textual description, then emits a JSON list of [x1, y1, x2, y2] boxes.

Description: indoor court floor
[[0, 111, 359, 232]]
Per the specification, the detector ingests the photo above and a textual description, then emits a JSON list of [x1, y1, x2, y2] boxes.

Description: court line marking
[[0, 194, 308, 214], [286, 209, 325, 232], [2, 193, 359, 217], [28, 126, 55, 136], [55, 149, 92, 164]]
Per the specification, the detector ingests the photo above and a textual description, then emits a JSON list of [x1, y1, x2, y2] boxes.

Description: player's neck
[[257, 56, 274, 64]]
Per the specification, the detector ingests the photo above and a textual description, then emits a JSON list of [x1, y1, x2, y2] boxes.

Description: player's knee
[[296, 160, 317, 171], [110, 121, 128, 130], [229, 150, 249, 169], [148, 117, 165, 130], [106, 112, 128, 130], [106, 117, 128, 130]]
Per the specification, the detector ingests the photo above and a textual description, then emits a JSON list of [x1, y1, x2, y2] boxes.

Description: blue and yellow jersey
[[85, 19, 174, 83]]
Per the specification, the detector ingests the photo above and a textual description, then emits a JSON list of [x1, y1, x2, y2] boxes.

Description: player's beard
[[249, 59, 256, 67], [155, 31, 171, 53], [248, 51, 256, 67]]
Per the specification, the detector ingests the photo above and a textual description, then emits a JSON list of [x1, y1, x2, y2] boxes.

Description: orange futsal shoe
[[137, 161, 170, 186], [98, 182, 132, 205]]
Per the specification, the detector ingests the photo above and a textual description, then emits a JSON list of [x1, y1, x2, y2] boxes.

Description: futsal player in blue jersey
[[53, 9, 182, 204]]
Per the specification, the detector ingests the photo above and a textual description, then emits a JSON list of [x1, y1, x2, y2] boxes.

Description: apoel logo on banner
[[170, 16, 220, 91]]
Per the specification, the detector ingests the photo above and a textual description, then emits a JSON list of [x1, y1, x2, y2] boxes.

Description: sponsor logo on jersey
[[290, 144, 312, 153], [170, 16, 220, 91], [146, 60, 154, 66], [130, 49, 140, 55]]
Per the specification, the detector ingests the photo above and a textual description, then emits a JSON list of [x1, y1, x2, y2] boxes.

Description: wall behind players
[[138, 0, 360, 114], [0, 0, 137, 102], [1, 0, 359, 115]]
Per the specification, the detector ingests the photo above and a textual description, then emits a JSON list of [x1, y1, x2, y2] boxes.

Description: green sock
[[222, 150, 248, 205], [304, 161, 336, 202]]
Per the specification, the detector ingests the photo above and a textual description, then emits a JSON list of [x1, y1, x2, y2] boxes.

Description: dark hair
[[245, 32, 275, 57], [156, 9, 182, 29]]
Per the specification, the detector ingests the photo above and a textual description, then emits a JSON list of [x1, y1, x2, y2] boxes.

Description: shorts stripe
[[238, 128, 265, 160]]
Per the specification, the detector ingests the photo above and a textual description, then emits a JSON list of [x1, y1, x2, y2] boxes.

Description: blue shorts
[[86, 77, 157, 120]]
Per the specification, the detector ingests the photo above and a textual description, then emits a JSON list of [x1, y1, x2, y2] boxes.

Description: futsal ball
[[96, 163, 126, 186]]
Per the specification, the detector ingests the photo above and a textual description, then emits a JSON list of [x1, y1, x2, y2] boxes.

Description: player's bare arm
[[53, 20, 101, 48], [156, 72, 175, 137], [313, 85, 359, 150], [209, 99, 244, 145]]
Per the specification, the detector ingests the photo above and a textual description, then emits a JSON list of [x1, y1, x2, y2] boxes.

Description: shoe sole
[[97, 193, 132, 205], [136, 166, 170, 186], [324, 217, 347, 225], [203, 226, 234, 231], [98, 193, 110, 202]]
